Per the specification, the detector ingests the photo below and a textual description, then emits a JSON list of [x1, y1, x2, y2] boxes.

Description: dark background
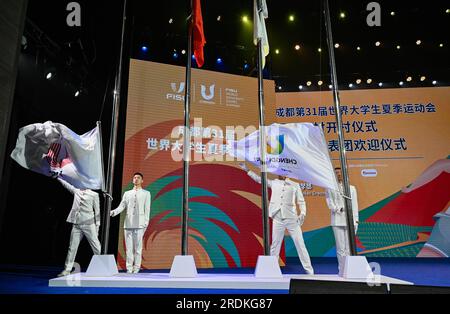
[[0, 0, 448, 269]]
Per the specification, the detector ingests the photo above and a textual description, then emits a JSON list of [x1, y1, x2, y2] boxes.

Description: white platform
[[169, 255, 198, 278], [49, 273, 413, 290]]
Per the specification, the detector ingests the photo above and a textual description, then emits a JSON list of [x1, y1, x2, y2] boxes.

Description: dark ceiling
[[129, 0, 449, 91], [20, 0, 450, 106]]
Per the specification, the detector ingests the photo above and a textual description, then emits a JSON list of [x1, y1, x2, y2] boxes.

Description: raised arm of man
[[238, 162, 273, 188], [57, 177, 77, 194]]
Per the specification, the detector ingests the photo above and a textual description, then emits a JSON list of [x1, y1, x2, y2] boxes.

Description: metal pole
[[101, 0, 127, 254], [323, 0, 357, 255], [256, 0, 270, 256], [181, 0, 194, 256]]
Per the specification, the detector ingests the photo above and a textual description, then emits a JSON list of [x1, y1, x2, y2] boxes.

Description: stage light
[[399, 81, 404, 86], [275, 49, 280, 54], [181, 49, 186, 55], [375, 41, 381, 47], [141, 46, 148, 52], [306, 81, 312, 86], [217, 15, 221, 21], [318, 48, 322, 53], [294, 44, 301, 51], [396, 45, 401, 50], [278, 86, 282, 90], [318, 80, 323, 86], [334, 43, 340, 48], [406, 76, 412, 82], [242, 15, 249, 23], [357, 46, 361, 51], [45, 72, 53, 80], [349, 83, 353, 88], [390, 11, 395, 16], [329, 84, 333, 89], [289, 15, 295, 22], [446, 9, 450, 14], [339, 12, 346, 19], [244, 62, 249, 70], [378, 82, 383, 87], [74, 90, 81, 97], [298, 85, 303, 90], [416, 40, 421, 45], [420, 76, 426, 82], [356, 79, 362, 84], [173, 52, 179, 59], [439, 43, 444, 48], [168, 18, 173, 24], [432, 80, 437, 85], [216, 57, 223, 64], [192, 54, 196, 60], [367, 78, 373, 84]]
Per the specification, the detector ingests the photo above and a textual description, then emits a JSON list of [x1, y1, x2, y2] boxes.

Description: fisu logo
[[171, 82, 185, 94], [166, 82, 185, 101], [200, 84, 215, 101]]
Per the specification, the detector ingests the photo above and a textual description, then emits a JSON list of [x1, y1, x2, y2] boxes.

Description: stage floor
[[49, 272, 413, 290]]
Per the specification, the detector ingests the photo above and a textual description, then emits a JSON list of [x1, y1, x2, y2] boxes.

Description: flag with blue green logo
[[230, 123, 339, 190]]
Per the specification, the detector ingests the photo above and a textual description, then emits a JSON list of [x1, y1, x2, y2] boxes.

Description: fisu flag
[[230, 123, 339, 191], [10, 121, 104, 190]]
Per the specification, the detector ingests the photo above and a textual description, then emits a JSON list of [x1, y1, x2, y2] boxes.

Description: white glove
[[298, 214, 305, 226], [110, 210, 115, 217]]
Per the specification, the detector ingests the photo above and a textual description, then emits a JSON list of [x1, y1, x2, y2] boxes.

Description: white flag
[[230, 123, 339, 190], [10, 121, 104, 190], [253, 0, 269, 68]]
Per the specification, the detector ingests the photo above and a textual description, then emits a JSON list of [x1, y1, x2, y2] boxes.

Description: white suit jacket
[[111, 188, 151, 229], [247, 171, 306, 219], [58, 178, 100, 226], [326, 183, 359, 227]]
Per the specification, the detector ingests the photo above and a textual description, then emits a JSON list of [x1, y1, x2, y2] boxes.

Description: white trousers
[[332, 226, 350, 274], [64, 224, 101, 272], [270, 216, 314, 274], [124, 228, 145, 272]]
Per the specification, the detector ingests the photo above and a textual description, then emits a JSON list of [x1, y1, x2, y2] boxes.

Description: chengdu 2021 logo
[[267, 134, 285, 155]]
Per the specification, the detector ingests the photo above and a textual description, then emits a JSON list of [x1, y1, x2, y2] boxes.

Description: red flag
[[192, 0, 206, 67]]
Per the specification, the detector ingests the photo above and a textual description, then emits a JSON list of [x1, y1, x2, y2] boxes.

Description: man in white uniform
[[325, 167, 359, 275], [57, 177, 101, 277], [239, 163, 314, 275], [111, 172, 151, 273]]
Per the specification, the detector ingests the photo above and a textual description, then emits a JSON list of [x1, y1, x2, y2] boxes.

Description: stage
[[1, 258, 449, 294], [49, 272, 412, 291]]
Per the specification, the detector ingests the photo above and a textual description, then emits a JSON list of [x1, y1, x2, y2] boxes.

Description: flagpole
[[256, 0, 270, 256], [323, 0, 357, 255], [101, 0, 127, 255], [181, 0, 194, 256]]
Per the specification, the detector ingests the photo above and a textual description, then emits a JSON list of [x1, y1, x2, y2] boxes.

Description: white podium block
[[85, 255, 119, 277], [169, 255, 198, 278], [254, 255, 283, 278], [341, 256, 373, 279]]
